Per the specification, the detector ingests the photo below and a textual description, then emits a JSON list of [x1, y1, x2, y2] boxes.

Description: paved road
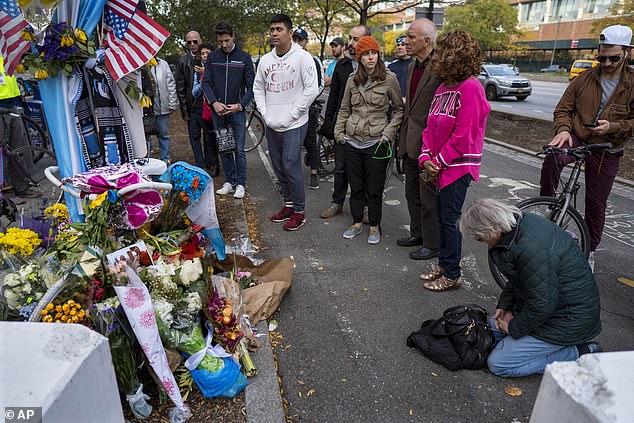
[[488, 80, 568, 121], [244, 141, 634, 423]]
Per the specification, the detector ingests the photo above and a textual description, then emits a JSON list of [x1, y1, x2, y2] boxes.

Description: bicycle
[[316, 115, 335, 177], [0, 109, 60, 230], [489, 142, 613, 289], [244, 103, 266, 152], [0, 106, 50, 152], [383, 133, 405, 190]]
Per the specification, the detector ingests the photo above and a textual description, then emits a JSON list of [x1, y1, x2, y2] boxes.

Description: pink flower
[[123, 288, 145, 309], [138, 310, 156, 329]]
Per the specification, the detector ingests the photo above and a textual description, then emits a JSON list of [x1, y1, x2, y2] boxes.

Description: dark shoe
[[271, 207, 294, 222], [283, 212, 306, 231], [397, 236, 423, 247], [320, 203, 343, 219], [577, 342, 603, 356], [309, 174, 319, 190], [409, 247, 440, 260]]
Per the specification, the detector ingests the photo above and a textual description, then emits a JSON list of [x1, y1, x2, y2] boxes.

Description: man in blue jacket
[[202, 21, 255, 200]]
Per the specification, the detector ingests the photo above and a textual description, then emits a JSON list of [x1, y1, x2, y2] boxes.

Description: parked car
[[500, 63, 520, 74], [540, 64, 566, 73], [478, 64, 532, 101], [569, 59, 599, 81]]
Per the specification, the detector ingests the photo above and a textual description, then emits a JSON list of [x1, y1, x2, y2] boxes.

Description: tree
[[295, 0, 351, 60], [145, 0, 293, 59], [443, 0, 522, 52], [591, 0, 634, 36], [383, 30, 400, 58], [341, 0, 421, 25]]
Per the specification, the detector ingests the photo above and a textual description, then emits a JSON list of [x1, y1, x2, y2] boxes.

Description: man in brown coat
[[397, 19, 442, 260], [541, 24, 634, 270]]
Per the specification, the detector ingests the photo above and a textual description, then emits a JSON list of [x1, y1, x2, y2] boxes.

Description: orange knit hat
[[355, 36, 381, 61]]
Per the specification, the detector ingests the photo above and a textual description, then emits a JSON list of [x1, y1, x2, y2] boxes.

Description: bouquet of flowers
[[19, 22, 96, 79], [1, 262, 48, 319], [206, 284, 243, 353], [236, 270, 259, 290], [0, 228, 42, 258]]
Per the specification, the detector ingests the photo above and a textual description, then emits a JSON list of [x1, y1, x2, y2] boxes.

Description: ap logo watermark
[[4, 407, 42, 423]]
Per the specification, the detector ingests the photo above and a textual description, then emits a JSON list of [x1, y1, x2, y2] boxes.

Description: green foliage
[[443, 0, 522, 51], [145, 0, 294, 58], [591, 0, 634, 37]]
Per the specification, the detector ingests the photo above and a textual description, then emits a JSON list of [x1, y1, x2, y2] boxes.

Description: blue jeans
[[437, 174, 471, 279], [149, 113, 171, 161], [266, 124, 308, 213], [213, 111, 246, 187], [487, 318, 579, 377]]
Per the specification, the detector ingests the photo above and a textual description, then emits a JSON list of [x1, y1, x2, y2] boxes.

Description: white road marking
[[251, 126, 278, 187], [487, 177, 540, 201]]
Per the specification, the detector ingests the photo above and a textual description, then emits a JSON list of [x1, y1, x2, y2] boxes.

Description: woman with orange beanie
[[334, 36, 403, 244]]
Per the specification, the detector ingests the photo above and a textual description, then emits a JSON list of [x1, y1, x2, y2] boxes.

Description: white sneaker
[[234, 185, 245, 199], [216, 182, 234, 195], [588, 251, 595, 273]]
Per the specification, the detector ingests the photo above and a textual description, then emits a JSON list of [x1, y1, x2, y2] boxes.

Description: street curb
[[485, 136, 634, 188], [229, 197, 286, 423]]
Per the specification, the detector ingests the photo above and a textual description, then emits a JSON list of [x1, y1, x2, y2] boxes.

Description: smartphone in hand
[[584, 121, 598, 128]]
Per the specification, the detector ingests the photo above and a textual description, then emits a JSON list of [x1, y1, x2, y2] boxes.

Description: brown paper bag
[[213, 255, 294, 324]]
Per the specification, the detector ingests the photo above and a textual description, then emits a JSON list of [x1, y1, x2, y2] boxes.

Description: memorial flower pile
[[0, 228, 42, 257], [40, 299, 86, 323]]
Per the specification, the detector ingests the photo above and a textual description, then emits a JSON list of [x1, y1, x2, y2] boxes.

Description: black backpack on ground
[[407, 304, 494, 371]]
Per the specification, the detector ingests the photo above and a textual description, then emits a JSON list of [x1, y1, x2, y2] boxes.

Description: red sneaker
[[271, 207, 293, 222], [283, 212, 306, 231]]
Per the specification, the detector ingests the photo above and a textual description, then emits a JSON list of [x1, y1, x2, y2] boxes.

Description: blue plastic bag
[[190, 357, 248, 398]]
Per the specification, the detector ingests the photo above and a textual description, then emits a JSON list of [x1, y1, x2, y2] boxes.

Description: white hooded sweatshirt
[[253, 42, 319, 132]]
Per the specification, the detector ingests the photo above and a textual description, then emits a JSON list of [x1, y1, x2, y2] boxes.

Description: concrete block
[[530, 352, 634, 423], [0, 322, 124, 423]]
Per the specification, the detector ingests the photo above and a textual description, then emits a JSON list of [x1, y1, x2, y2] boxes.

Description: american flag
[[0, 0, 31, 76], [103, 0, 169, 81]]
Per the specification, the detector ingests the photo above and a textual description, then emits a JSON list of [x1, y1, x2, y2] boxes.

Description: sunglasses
[[597, 55, 622, 63], [397, 38, 406, 44], [187, 40, 199, 45]]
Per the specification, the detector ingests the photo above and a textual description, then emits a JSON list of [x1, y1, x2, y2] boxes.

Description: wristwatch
[[238, 104, 243, 111]]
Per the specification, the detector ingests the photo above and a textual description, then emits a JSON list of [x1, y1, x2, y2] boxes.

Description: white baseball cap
[[599, 25, 633, 47]]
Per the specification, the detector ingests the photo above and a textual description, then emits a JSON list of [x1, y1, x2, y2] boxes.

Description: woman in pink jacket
[[418, 30, 491, 291]]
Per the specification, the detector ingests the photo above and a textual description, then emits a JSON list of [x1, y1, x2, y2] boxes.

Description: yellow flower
[[89, 191, 108, 209], [61, 35, 74, 47], [15, 63, 26, 74], [18, 0, 32, 7], [147, 57, 158, 67], [20, 29, 36, 42], [73, 28, 87, 43], [44, 203, 69, 221], [138, 95, 153, 108], [34, 69, 49, 79], [0, 228, 42, 256]]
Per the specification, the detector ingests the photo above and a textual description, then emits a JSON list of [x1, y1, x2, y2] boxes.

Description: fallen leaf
[[298, 392, 302, 398], [341, 378, 348, 382], [409, 410, 413, 416], [363, 288, 368, 291], [504, 386, 523, 397], [307, 389, 316, 396], [318, 266, 324, 271], [285, 345, 292, 349], [298, 380, 305, 385], [431, 372, 438, 377], [269, 320, 278, 331]]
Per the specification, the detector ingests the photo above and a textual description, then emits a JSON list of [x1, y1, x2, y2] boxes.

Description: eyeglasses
[[186, 40, 199, 45], [597, 55, 622, 63]]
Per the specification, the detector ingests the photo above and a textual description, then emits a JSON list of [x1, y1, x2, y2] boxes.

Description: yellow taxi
[[569, 60, 599, 81]]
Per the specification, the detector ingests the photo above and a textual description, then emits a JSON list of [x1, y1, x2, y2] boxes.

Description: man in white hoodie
[[253, 14, 320, 231]]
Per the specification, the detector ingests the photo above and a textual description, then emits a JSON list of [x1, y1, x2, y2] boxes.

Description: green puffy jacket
[[489, 213, 601, 345]]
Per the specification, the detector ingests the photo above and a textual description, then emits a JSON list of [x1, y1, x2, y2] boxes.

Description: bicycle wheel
[[22, 114, 50, 152], [7, 146, 63, 213], [488, 196, 590, 289], [318, 133, 335, 176], [245, 111, 266, 152]]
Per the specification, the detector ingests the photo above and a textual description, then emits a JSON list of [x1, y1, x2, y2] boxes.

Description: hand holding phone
[[584, 121, 598, 128]]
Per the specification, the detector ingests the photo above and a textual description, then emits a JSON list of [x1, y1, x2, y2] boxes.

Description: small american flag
[[103, 0, 169, 81], [0, 0, 31, 75]]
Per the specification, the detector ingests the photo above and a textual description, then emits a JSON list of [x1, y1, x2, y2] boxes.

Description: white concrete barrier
[[0, 322, 124, 423], [530, 352, 634, 423]]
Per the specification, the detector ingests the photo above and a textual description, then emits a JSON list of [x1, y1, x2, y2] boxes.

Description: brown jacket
[[399, 60, 441, 159], [554, 65, 634, 149], [335, 71, 403, 143]]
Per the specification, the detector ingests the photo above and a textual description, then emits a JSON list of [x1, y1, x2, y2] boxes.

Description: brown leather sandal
[[419, 265, 443, 281], [423, 275, 463, 292]]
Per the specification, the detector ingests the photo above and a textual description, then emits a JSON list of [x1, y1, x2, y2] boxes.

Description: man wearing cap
[[320, 24, 372, 219], [325, 37, 345, 87], [292, 28, 325, 190], [387, 35, 412, 98], [540, 24, 634, 270]]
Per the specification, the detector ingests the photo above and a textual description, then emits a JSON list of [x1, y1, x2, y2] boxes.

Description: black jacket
[[490, 213, 601, 345], [202, 46, 255, 109], [175, 52, 195, 117], [322, 56, 355, 138]]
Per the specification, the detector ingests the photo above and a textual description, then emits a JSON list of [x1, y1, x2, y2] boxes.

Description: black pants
[[188, 108, 219, 169], [1, 112, 30, 193], [331, 141, 348, 206], [344, 143, 388, 226], [303, 106, 321, 171], [404, 156, 440, 249]]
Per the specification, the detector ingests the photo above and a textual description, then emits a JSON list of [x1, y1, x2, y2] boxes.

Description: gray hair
[[459, 198, 522, 239], [412, 18, 438, 44], [353, 24, 372, 37]]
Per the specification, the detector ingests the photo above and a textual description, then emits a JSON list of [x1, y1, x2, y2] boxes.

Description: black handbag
[[407, 304, 494, 371], [214, 118, 236, 153], [143, 112, 159, 136]]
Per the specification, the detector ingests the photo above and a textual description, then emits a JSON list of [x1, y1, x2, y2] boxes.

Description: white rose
[[4, 289, 20, 310], [179, 259, 203, 286], [3, 274, 21, 288], [153, 299, 174, 327], [185, 292, 202, 314]]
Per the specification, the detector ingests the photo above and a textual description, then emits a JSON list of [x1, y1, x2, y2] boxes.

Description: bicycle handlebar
[[540, 143, 613, 157]]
